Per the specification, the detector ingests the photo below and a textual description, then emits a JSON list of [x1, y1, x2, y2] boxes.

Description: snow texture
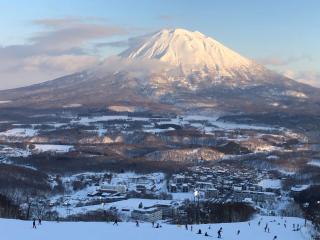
[[32, 144, 74, 153], [0, 215, 314, 240]]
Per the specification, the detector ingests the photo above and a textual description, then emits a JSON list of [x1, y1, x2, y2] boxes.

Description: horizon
[[0, 0, 319, 89]]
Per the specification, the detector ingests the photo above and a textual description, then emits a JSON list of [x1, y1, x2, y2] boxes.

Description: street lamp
[[194, 190, 199, 198], [194, 190, 200, 224]]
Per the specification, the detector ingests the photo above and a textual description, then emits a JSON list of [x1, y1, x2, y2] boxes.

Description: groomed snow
[[0, 216, 314, 240], [308, 159, 320, 167], [291, 185, 310, 192], [0, 128, 38, 137], [32, 144, 74, 153], [0, 146, 31, 157], [71, 114, 274, 131], [258, 179, 282, 189]]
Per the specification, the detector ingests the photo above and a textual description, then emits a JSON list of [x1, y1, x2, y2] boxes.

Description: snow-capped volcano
[[0, 28, 319, 114], [120, 28, 264, 80]]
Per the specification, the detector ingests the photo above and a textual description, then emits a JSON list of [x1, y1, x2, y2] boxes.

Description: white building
[[99, 184, 127, 194]]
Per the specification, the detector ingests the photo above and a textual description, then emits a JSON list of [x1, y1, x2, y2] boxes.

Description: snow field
[[0, 216, 314, 240]]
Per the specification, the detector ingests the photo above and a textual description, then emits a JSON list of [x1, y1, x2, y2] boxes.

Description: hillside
[[0, 216, 314, 240]]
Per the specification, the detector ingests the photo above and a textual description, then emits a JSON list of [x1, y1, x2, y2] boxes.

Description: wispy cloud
[[283, 69, 320, 88], [95, 40, 129, 48], [257, 55, 312, 66], [21, 55, 99, 72], [30, 18, 127, 51], [0, 17, 130, 90]]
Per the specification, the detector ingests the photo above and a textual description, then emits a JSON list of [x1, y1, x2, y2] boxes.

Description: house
[[136, 185, 147, 193], [169, 184, 177, 192], [130, 176, 153, 185], [147, 204, 176, 219], [233, 186, 242, 191], [205, 188, 219, 199], [182, 184, 189, 192], [131, 208, 162, 222], [196, 182, 214, 190], [173, 175, 185, 184], [99, 184, 127, 194], [87, 191, 102, 197], [234, 190, 276, 203]]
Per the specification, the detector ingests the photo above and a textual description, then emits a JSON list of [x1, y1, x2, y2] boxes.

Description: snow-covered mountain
[[112, 28, 280, 92], [120, 28, 263, 80], [0, 28, 319, 114]]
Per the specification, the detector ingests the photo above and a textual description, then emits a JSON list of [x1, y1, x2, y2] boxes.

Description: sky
[[0, 0, 319, 89]]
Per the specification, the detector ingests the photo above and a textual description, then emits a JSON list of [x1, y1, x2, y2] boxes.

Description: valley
[[0, 108, 318, 225]]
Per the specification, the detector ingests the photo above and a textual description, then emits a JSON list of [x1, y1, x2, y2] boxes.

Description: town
[[24, 162, 305, 224]]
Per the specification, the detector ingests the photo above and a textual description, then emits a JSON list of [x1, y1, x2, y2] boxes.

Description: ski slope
[[0, 216, 314, 240]]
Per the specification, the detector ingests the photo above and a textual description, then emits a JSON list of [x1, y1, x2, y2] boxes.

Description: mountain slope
[[120, 28, 273, 85], [121, 29, 254, 73], [0, 216, 313, 240], [0, 28, 319, 114]]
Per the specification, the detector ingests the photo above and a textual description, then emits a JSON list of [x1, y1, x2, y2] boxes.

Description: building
[[173, 175, 185, 184], [130, 176, 154, 185], [205, 188, 219, 199], [131, 208, 162, 222], [148, 204, 177, 219], [136, 185, 147, 193], [234, 190, 276, 203], [99, 184, 127, 194], [169, 184, 177, 192], [182, 184, 189, 192], [196, 182, 214, 190]]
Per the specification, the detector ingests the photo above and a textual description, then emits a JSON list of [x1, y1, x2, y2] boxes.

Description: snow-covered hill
[[0, 216, 315, 240]]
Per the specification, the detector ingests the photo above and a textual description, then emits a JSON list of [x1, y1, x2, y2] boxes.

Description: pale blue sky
[[0, 0, 319, 89]]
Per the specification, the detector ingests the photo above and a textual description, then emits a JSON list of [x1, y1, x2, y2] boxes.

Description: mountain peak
[[120, 28, 255, 76], [156, 28, 204, 37]]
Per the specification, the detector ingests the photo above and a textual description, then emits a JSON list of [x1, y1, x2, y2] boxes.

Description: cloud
[[283, 69, 320, 88], [95, 40, 129, 48], [94, 55, 172, 77], [0, 18, 130, 90], [32, 17, 82, 28], [30, 18, 127, 51], [256, 54, 318, 88], [21, 55, 99, 72], [257, 55, 312, 66]]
